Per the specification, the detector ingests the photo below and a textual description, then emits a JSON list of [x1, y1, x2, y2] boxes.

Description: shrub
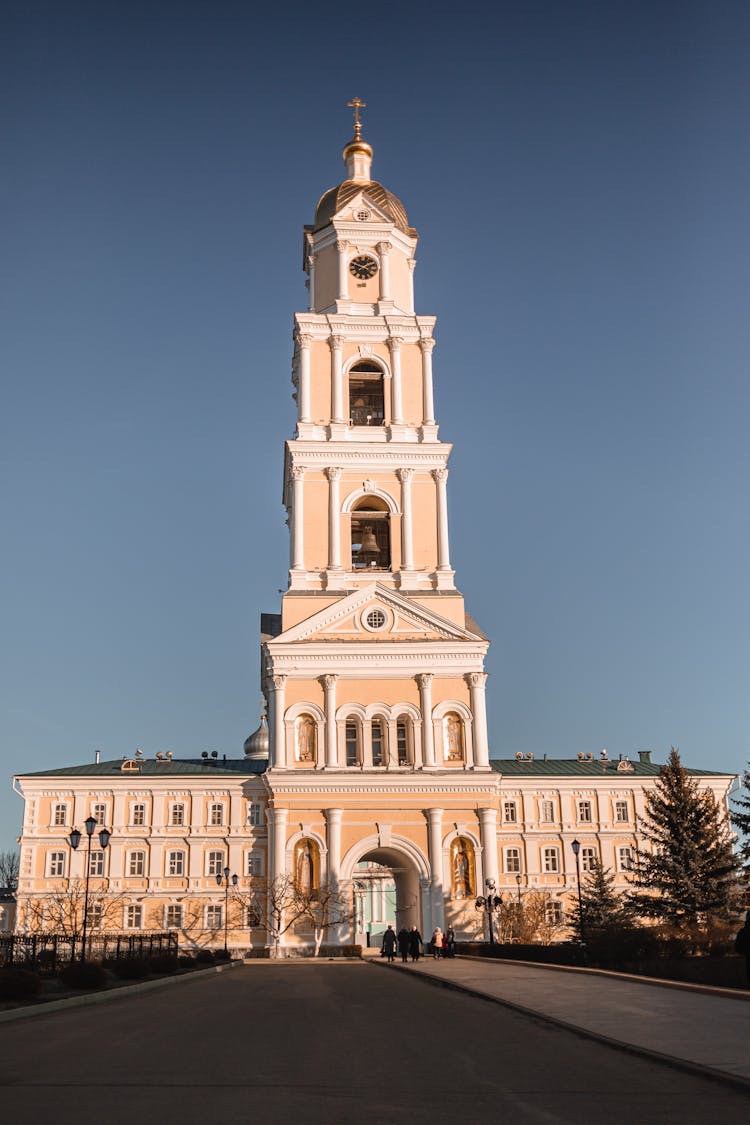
[[60, 961, 108, 991], [177, 954, 196, 969], [195, 949, 215, 964], [213, 948, 231, 962], [0, 967, 42, 1002], [109, 957, 151, 980], [149, 954, 178, 975]]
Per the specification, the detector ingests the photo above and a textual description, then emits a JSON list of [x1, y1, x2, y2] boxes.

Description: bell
[[360, 525, 379, 554]]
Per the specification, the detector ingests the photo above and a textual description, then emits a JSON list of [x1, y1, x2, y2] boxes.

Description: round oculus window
[[355, 209, 372, 222], [365, 609, 387, 631], [350, 255, 378, 280]]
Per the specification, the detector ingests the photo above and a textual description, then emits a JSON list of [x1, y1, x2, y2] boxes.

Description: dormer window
[[348, 361, 385, 427], [351, 497, 390, 570]]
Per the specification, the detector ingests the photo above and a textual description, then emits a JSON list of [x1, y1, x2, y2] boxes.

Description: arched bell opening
[[351, 496, 391, 571], [348, 360, 385, 427]]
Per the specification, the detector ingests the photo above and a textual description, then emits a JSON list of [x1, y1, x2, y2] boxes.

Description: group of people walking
[[380, 924, 456, 962]]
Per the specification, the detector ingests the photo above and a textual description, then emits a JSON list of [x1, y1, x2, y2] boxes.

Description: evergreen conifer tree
[[730, 761, 750, 876], [630, 748, 742, 932], [569, 861, 630, 942]]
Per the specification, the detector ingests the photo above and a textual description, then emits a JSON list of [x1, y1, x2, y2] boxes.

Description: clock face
[[350, 255, 378, 280]]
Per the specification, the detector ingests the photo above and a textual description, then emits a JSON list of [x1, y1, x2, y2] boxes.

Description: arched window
[[294, 838, 319, 894], [395, 716, 411, 766], [351, 496, 391, 570], [371, 718, 385, 766], [450, 837, 476, 899], [348, 361, 385, 426], [295, 714, 317, 765], [443, 711, 465, 763], [345, 718, 360, 766]]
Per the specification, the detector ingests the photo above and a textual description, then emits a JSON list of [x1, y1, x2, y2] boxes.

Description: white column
[[324, 808, 343, 884], [270, 675, 287, 768], [466, 672, 490, 768], [330, 335, 344, 423], [322, 675, 338, 768], [326, 467, 342, 570], [426, 808, 445, 931], [307, 254, 316, 311], [419, 338, 436, 426], [417, 674, 435, 767], [291, 467, 305, 571], [478, 807, 499, 887], [397, 467, 414, 571], [336, 240, 349, 301], [407, 257, 416, 313], [432, 469, 451, 571], [298, 334, 311, 423], [388, 337, 403, 424], [378, 242, 391, 302]]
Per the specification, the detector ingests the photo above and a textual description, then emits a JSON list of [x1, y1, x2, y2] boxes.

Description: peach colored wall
[[308, 340, 331, 424], [333, 679, 421, 707], [281, 595, 338, 630], [348, 267, 379, 303], [410, 477, 438, 570], [400, 345, 423, 425], [301, 473, 329, 571]]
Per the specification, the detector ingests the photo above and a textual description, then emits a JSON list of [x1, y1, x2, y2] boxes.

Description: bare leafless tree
[[23, 881, 125, 936], [0, 850, 19, 891], [294, 880, 354, 955]]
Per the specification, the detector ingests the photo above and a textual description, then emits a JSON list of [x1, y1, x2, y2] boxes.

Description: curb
[[370, 960, 750, 1094], [0, 958, 243, 1025]]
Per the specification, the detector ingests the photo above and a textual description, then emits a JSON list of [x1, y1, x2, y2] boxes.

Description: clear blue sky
[[2, 1, 749, 850]]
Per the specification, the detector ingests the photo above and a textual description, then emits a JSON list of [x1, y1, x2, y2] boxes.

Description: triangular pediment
[[337, 191, 393, 226], [269, 584, 482, 646]]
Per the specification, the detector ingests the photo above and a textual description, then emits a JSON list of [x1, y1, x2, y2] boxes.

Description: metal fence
[[0, 931, 178, 972]]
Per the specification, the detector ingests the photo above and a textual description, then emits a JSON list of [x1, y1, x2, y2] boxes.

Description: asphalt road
[[0, 963, 747, 1124]]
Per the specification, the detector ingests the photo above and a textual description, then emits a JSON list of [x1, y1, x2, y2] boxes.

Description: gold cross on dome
[[347, 96, 366, 138]]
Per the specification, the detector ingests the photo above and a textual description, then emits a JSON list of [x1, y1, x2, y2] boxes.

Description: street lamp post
[[571, 839, 586, 957], [69, 816, 111, 963], [515, 873, 522, 903], [216, 866, 238, 955], [475, 878, 502, 944]]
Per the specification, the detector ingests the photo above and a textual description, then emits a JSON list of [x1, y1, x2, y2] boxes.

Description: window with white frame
[[165, 904, 183, 929], [88, 904, 103, 930], [581, 846, 598, 872], [246, 853, 263, 877], [167, 850, 185, 877], [243, 905, 261, 928], [503, 800, 518, 824], [88, 850, 105, 877], [127, 851, 146, 877], [91, 803, 107, 825], [545, 900, 564, 926], [207, 850, 225, 877], [617, 846, 635, 871], [247, 802, 262, 828], [577, 800, 592, 823], [504, 847, 521, 874], [345, 719, 360, 766], [371, 718, 385, 767], [396, 718, 410, 766], [205, 904, 222, 929], [208, 802, 224, 827], [131, 803, 146, 827], [540, 800, 555, 823], [542, 847, 559, 873], [125, 905, 143, 929], [53, 803, 68, 827], [170, 802, 185, 826], [47, 851, 66, 877], [614, 800, 630, 823]]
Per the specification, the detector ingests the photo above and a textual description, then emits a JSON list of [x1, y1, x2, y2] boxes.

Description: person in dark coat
[[381, 924, 398, 962], [408, 926, 422, 961], [444, 925, 456, 958], [397, 927, 410, 963]]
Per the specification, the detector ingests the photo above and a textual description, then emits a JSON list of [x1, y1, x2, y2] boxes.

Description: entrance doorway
[[350, 845, 424, 948]]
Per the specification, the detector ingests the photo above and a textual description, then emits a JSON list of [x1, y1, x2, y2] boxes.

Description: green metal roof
[[17, 758, 268, 780], [489, 757, 728, 778]]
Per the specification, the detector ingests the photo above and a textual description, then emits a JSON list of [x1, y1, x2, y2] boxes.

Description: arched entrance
[[341, 837, 430, 948]]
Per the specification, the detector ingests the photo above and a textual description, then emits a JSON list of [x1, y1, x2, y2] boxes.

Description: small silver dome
[[244, 714, 269, 759]]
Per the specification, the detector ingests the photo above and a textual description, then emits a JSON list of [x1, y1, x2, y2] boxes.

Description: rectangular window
[[371, 719, 384, 766], [345, 720, 359, 767], [92, 803, 107, 826], [545, 901, 563, 926], [247, 853, 262, 877], [167, 851, 185, 877], [209, 803, 224, 827], [503, 801, 518, 824], [581, 846, 598, 872], [614, 800, 629, 823], [88, 850, 105, 877], [205, 904, 222, 929], [125, 905, 143, 930], [243, 906, 261, 928], [88, 904, 103, 930], [396, 720, 409, 766], [53, 803, 68, 827], [131, 803, 146, 827], [542, 847, 559, 873], [170, 803, 185, 827], [128, 851, 146, 877], [577, 800, 592, 823], [247, 803, 262, 827], [540, 800, 555, 823], [207, 850, 225, 877], [48, 851, 66, 877], [165, 905, 183, 929], [618, 846, 635, 871], [504, 847, 521, 874]]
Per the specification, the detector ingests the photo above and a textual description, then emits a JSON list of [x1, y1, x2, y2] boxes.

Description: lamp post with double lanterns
[[216, 866, 238, 955], [69, 816, 111, 963], [475, 877, 503, 944], [571, 839, 586, 958]]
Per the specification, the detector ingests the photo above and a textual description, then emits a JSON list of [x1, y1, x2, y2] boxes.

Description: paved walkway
[[380, 956, 750, 1087]]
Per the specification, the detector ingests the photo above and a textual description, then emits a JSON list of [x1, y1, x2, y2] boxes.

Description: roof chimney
[[638, 750, 652, 765], [95, 750, 100, 764]]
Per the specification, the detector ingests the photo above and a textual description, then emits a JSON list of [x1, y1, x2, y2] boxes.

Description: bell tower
[[262, 104, 491, 781]]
